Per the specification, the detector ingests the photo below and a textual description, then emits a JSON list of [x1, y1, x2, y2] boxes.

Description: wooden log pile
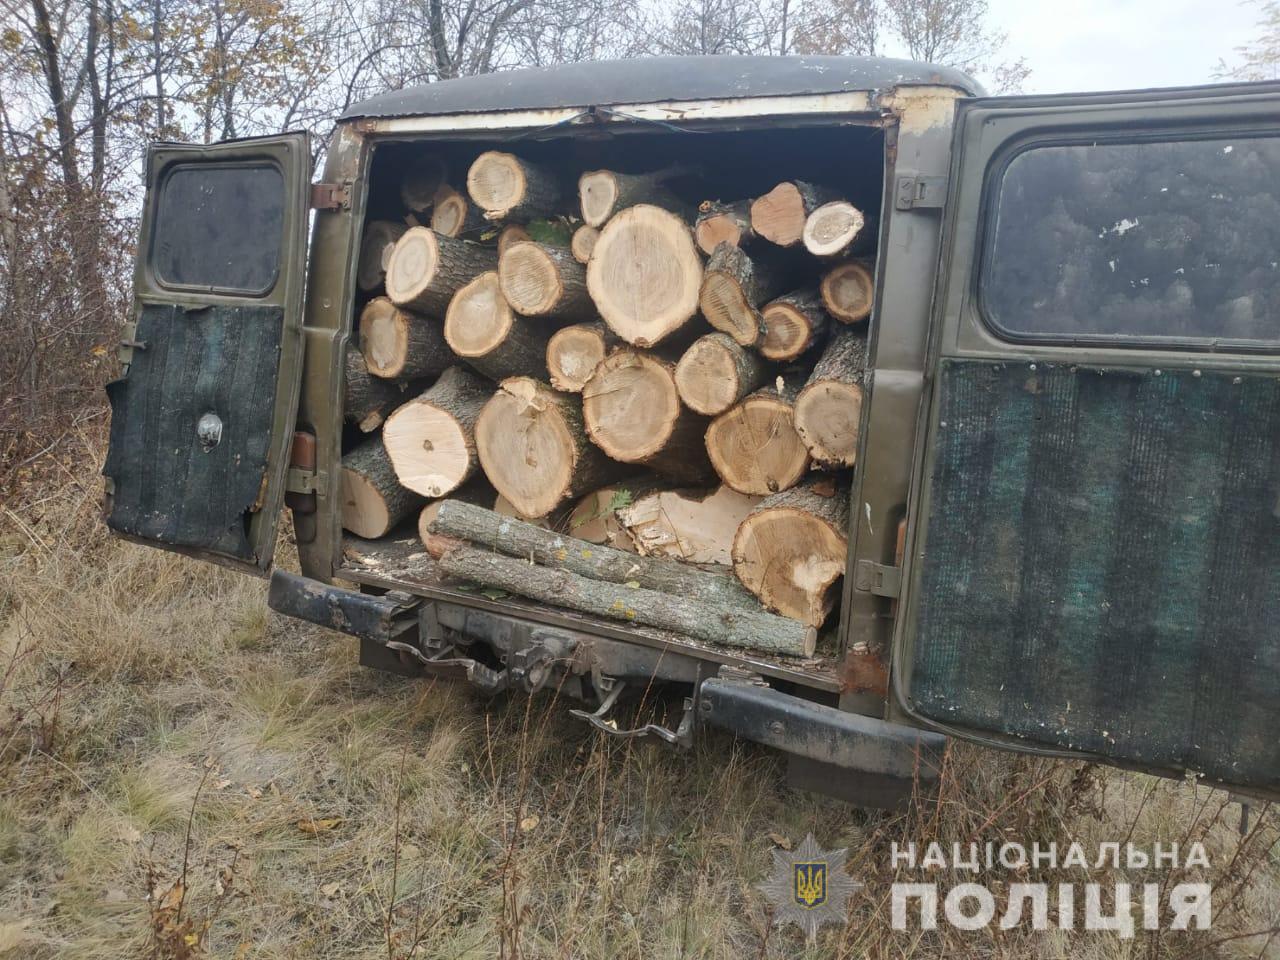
[[341, 151, 877, 651]]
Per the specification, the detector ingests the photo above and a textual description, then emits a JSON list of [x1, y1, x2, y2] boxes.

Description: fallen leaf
[[767, 832, 793, 850], [519, 815, 540, 832], [319, 881, 341, 898], [297, 817, 343, 835]]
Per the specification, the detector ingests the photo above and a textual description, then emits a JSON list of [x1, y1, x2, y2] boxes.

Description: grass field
[[1, 451, 1277, 958]]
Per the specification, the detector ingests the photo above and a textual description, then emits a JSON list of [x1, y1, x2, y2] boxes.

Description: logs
[[732, 477, 850, 627], [705, 382, 810, 495], [695, 199, 754, 255], [674, 333, 768, 416], [567, 477, 662, 549], [586, 205, 703, 347], [358, 297, 453, 380], [400, 156, 449, 212], [467, 151, 562, 221], [578, 168, 688, 227], [698, 243, 785, 347], [793, 329, 868, 469], [383, 365, 490, 497], [417, 474, 495, 549], [617, 485, 761, 565], [475, 377, 625, 519], [570, 225, 599, 264], [803, 200, 872, 258], [358, 220, 407, 292], [343, 345, 405, 432], [582, 349, 715, 483], [498, 241, 594, 320], [760, 289, 830, 361], [438, 544, 816, 657], [546, 322, 615, 393], [341, 434, 422, 539], [498, 224, 531, 256], [385, 227, 498, 316], [444, 271, 549, 380], [430, 184, 486, 239], [820, 260, 875, 324], [751, 181, 839, 247]]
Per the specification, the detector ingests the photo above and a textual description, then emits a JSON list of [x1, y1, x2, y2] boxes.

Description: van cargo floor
[[338, 533, 842, 692]]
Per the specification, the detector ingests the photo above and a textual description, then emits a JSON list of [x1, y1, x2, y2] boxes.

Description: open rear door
[[103, 134, 311, 572], [896, 83, 1280, 797]]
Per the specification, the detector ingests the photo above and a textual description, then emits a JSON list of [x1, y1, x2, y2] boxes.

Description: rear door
[[896, 83, 1280, 796], [103, 134, 311, 572]]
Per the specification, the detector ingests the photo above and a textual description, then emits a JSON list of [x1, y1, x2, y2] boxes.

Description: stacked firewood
[[342, 150, 875, 655]]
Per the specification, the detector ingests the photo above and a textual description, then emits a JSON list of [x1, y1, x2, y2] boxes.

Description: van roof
[[339, 54, 981, 121]]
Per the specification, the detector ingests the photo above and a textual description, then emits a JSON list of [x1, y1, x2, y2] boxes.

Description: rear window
[[150, 163, 285, 294], [980, 135, 1280, 349]]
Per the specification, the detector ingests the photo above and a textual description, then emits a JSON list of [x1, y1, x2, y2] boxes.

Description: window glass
[[151, 163, 284, 293], [982, 136, 1280, 346]]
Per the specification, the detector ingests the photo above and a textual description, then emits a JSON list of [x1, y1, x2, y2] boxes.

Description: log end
[[498, 241, 563, 316], [582, 350, 681, 463], [794, 381, 864, 470], [466, 150, 526, 218], [547, 323, 609, 393], [732, 506, 847, 629], [358, 297, 412, 378], [444, 271, 514, 358], [821, 261, 875, 325], [384, 401, 475, 497], [699, 269, 762, 346], [705, 396, 809, 496], [578, 170, 618, 227], [802, 201, 866, 258], [476, 378, 577, 519], [675, 334, 747, 415], [750, 182, 805, 247], [385, 227, 440, 307]]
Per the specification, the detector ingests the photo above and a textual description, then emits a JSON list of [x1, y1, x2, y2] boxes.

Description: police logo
[[794, 861, 827, 908], [758, 834, 861, 941]]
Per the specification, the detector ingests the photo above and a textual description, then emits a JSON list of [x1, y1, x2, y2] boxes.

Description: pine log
[[567, 476, 664, 549], [358, 297, 453, 380], [820, 260, 875, 325], [343, 345, 406, 432], [466, 151, 562, 221], [694, 199, 754, 255], [570, 224, 599, 264], [546, 322, 616, 393], [497, 224, 531, 256], [751, 181, 840, 248], [582, 349, 715, 483], [498, 241, 594, 320], [617, 485, 762, 565], [431, 500, 757, 610], [587, 205, 703, 347], [732, 477, 850, 627], [794, 328, 868, 469], [385, 226, 499, 316], [673, 333, 769, 416], [802, 200, 873, 258], [444, 271, 549, 380], [383, 366, 490, 498], [578, 167, 689, 227], [358, 220, 408, 292], [705, 380, 810, 495], [475, 377, 627, 518], [760, 288, 830, 361], [418, 474, 495, 548], [439, 544, 816, 657], [400, 156, 449, 212], [430, 184, 487, 239], [698, 242, 787, 347], [341, 434, 423, 539]]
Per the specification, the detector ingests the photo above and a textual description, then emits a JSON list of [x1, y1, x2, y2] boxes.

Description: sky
[[985, 0, 1264, 95]]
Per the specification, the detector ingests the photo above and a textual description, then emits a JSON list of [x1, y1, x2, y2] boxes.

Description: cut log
[[400, 156, 449, 212], [803, 200, 872, 258], [732, 477, 849, 627], [358, 296, 453, 380], [475, 377, 626, 519], [546, 322, 616, 393], [567, 476, 663, 549], [343, 345, 406, 432], [570, 225, 599, 264], [431, 500, 757, 610], [705, 381, 810, 495], [794, 328, 868, 469], [760, 288, 830, 361], [498, 224, 531, 256], [586, 205, 703, 348], [694, 199, 754, 256], [430, 184, 486, 239], [418, 474, 495, 548], [582, 349, 715, 483], [385, 226, 498, 316], [673, 333, 768, 416], [439, 544, 815, 656], [383, 366, 490, 498], [578, 167, 689, 227], [698, 242, 786, 347], [617, 485, 762, 565], [444, 271, 549, 380], [466, 151, 562, 221], [341, 434, 422, 539], [494, 492, 553, 526], [751, 181, 839, 248], [820, 260, 875, 325], [498, 241, 594, 320], [358, 220, 408, 292]]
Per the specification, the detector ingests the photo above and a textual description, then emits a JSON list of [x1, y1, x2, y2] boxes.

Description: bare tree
[[882, 0, 1027, 91], [1217, 0, 1280, 80]]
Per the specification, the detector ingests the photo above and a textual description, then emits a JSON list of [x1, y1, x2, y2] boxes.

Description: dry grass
[[1, 456, 1277, 958]]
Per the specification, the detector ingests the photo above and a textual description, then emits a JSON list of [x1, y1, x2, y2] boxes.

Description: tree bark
[[617, 485, 762, 566], [344, 345, 406, 432], [358, 297, 453, 380], [694, 199, 754, 255], [341, 433, 423, 539], [546, 321, 616, 393], [570, 224, 599, 264], [794, 328, 868, 469], [802, 200, 873, 258], [698, 242, 787, 347], [578, 167, 690, 227], [385, 226, 498, 316], [466, 151, 562, 220], [444, 271, 549, 380], [430, 183, 487, 239], [498, 241, 594, 320], [358, 220, 408, 292], [760, 288, 830, 361], [705, 380, 810, 495], [400, 155, 449, 212], [418, 473, 495, 548], [751, 180, 840, 247], [674, 333, 769, 415], [383, 365, 491, 497], [820, 260, 875, 325]]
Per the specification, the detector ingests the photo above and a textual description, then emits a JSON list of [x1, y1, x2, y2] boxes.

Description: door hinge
[[310, 181, 351, 211], [854, 559, 902, 599], [286, 467, 327, 496], [894, 175, 947, 211]]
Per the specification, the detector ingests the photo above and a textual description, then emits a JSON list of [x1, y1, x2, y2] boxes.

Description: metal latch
[[286, 466, 326, 495], [894, 175, 947, 211], [310, 181, 351, 211], [854, 560, 903, 598]]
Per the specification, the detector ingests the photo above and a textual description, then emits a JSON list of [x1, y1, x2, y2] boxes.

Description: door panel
[[103, 134, 310, 572]]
